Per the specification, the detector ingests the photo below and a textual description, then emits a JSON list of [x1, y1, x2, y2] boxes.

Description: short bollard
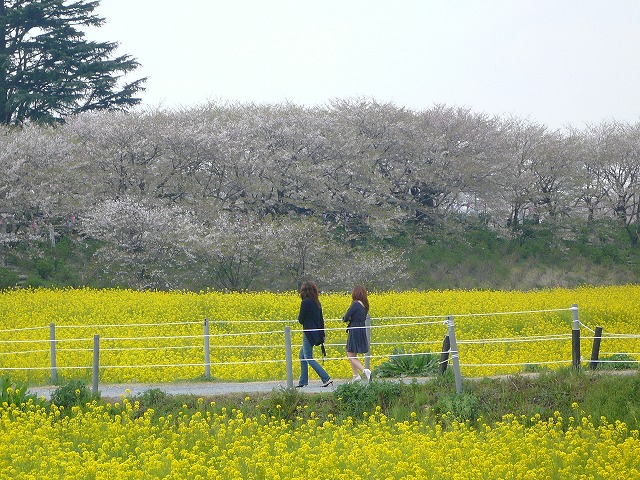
[[589, 326, 603, 370], [439, 334, 450, 375]]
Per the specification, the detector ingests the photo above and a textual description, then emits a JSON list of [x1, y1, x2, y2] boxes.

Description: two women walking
[[296, 282, 371, 387]]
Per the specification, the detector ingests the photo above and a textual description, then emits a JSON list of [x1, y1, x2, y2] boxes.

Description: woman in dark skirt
[[343, 285, 371, 382]]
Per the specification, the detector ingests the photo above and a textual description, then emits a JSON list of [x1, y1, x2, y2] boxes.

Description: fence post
[[204, 318, 211, 379], [49, 322, 57, 383], [92, 334, 100, 395], [439, 334, 450, 375], [589, 326, 603, 370], [284, 326, 293, 389], [364, 314, 371, 370], [446, 316, 463, 394], [571, 304, 581, 370]]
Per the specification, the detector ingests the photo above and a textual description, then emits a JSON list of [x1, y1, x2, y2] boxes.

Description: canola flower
[[0, 399, 639, 479], [0, 286, 639, 384]]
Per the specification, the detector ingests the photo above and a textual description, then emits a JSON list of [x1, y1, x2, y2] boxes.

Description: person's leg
[[347, 351, 363, 380], [298, 344, 309, 386], [302, 335, 330, 383]]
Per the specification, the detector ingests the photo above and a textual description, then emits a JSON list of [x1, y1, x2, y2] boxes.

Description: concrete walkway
[[27, 377, 381, 400], [27, 370, 636, 400]]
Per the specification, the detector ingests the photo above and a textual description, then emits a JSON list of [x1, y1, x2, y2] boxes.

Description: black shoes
[[296, 379, 332, 388]]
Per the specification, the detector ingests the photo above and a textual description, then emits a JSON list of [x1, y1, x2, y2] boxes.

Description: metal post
[[204, 318, 211, 379], [589, 326, 603, 370], [92, 334, 100, 395], [439, 334, 450, 375], [284, 326, 293, 389], [364, 314, 371, 370], [446, 316, 463, 394], [571, 304, 581, 370], [49, 322, 57, 383]]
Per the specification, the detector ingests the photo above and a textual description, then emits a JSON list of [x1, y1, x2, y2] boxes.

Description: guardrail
[[1, 304, 638, 396]]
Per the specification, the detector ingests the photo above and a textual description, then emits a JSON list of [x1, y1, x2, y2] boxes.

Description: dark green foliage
[[257, 387, 306, 421], [0, 376, 45, 408], [334, 381, 402, 417], [433, 391, 480, 421], [130, 388, 197, 419], [597, 353, 637, 370], [139, 388, 168, 407], [0, 0, 146, 124], [34, 257, 54, 279], [0, 267, 19, 289], [6, 236, 93, 287], [374, 347, 440, 378], [405, 219, 640, 291], [50, 379, 99, 409]]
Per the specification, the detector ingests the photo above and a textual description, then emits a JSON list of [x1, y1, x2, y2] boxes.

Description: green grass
[[20, 369, 639, 431], [3, 219, 640, 291]]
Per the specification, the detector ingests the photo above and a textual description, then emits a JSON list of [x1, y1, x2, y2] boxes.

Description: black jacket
[[298, 297, 325, 346]]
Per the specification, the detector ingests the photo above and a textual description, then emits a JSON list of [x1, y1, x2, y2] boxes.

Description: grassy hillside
[[1, 220, 639, 291]]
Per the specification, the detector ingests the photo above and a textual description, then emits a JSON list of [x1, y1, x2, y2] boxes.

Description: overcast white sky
[[88, 0, 640, 130]]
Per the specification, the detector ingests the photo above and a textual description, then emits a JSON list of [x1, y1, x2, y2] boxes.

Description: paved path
[[27, 370, 636, 400], [28, 378, 392, 400]]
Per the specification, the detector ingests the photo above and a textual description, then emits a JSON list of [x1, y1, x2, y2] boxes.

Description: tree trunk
[[0, 0, 8, 123]]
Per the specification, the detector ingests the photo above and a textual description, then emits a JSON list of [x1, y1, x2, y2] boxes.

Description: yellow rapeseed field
[[1, 286, 640, 478], [1, 399, 639, 479], [0, 285, 639, 384]]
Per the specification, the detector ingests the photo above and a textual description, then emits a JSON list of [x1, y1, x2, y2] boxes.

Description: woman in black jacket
[[297, 281, 332, 388]]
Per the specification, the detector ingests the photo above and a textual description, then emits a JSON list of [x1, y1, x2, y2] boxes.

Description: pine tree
[[0, 0, 146, 124]]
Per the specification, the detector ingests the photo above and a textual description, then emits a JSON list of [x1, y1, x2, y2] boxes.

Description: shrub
[[433, 391, 479, 422], [0, 267, 19, 290], [334, 381, 402, 417], [50, 379, 99, 410], [34, 257, 55, 279], [257, 387, 305, 421], [0, 376, 45, 409], [374, 347, 440, 378]]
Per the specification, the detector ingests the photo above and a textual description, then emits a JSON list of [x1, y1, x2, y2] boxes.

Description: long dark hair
[[299, 281, 321, 307], [352, 285, 369, 312]]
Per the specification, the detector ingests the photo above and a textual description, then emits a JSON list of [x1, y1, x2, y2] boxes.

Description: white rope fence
[[0, 304, 637, 395]]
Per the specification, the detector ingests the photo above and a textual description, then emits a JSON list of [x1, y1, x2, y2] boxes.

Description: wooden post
[[284, 326, 293, 389], [92, 334, 100, 395], [439, 334, 450, 375], [204, 318, 211, 379], [589, 326, 603, 370], [49, 322, 57, 383], [571, 304, 581, 370], [446, 316, 463, 394]]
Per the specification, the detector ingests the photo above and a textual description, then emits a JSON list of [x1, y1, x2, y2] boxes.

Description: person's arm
[[298, 299, 308, 325], [342, 301, 356, 322]]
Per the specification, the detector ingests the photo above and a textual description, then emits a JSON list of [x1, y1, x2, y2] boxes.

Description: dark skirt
[[346, 326, 368, 354]]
